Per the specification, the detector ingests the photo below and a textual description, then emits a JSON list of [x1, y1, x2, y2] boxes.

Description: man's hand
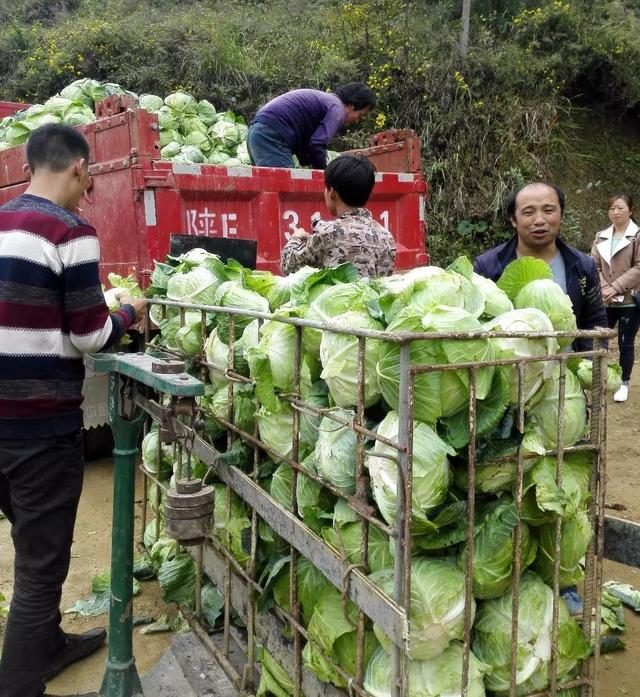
[[602, 286, 617, 303], [291, 227, 311, 240], [119, 295, 148, 323]]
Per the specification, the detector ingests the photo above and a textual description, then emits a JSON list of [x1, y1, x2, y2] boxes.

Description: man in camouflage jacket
[[280, 155, 396, 277]]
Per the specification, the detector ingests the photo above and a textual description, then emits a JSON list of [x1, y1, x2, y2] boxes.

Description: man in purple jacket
[[247, 83, 376, 169]]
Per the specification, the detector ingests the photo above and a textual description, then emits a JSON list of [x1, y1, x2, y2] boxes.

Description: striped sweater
[[0, 193, 134, 438]]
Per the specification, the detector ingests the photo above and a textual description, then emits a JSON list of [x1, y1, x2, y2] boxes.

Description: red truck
[[0, 95, 428, 429]]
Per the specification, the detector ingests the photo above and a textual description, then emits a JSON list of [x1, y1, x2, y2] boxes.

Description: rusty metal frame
[[138, 297, 612, 697]]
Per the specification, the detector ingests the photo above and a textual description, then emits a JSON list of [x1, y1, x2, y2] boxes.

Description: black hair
[[26, 123, 90, 174], [506, 182, 566, 219], [607, 192, 634, 211], [334, 82, 377, 111], [324, 154, 376, 207]]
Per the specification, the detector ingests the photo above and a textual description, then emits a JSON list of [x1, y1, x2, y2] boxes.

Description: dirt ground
[[0, 459, 172, 695], [1, 361, 640, 696]]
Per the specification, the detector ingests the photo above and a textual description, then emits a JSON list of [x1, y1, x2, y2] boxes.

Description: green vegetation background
[[1, 0, 639, 265]]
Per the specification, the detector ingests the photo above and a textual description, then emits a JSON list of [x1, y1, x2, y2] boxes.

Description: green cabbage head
[[472, 572, 590, 696], [364, 643, 487, 697], [366, 411, 452, 534], [370, 558, 473, 660]]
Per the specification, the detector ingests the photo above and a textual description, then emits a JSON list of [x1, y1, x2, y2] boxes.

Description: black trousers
[[606, 306, 640, 382], [0, 432, 84, 697]]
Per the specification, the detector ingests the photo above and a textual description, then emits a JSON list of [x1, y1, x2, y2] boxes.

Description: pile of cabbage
[[142, 251, 612, 697], [0, 77, 249, 165]]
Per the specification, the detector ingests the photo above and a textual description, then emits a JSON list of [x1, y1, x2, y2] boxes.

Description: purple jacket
[[253, 89, 346, 169], [474, 235, 607, 352]]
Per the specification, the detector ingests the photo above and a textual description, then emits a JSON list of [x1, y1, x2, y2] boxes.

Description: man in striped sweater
[[0, 124, 146, 697]]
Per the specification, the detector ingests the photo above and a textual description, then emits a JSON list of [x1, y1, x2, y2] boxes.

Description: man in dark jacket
[[474, 182, 607, 352], [247, 83, 376, 170]]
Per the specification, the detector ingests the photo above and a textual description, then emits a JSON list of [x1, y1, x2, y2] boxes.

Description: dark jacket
[[474, 236, 608, 352]]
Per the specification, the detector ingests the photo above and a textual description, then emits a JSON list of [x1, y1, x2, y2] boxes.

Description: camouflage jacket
[[280, 208, 396, 277]]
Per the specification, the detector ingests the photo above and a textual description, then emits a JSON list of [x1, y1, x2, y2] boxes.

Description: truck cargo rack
[[129, 297, 614, 697]]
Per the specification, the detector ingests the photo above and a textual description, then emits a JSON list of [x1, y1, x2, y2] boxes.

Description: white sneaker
[[614, 384, 629, 402]]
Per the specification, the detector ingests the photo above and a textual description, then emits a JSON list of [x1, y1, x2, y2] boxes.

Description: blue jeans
[[247, 122, 294, 168], [0, 432, 84, 697], [606, 306, 640, 382]]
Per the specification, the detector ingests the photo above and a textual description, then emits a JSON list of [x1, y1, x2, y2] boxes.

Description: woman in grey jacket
[[591, 192, 640, 402]]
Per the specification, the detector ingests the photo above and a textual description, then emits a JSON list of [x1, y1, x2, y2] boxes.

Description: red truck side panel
[[0, 101, 29, 119], [0, 106, 428, 283]]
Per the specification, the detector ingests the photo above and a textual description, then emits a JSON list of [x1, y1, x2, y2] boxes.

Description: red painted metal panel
[[0, 108, 428, 283], [0, 101, 29, 118]]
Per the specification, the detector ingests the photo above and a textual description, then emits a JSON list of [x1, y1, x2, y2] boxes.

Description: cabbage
[[269, 454, 334, 534], [257, 649, 294, 697], [302, 280, 379, 356], [197, 99, 217, 126], [199, 382, 255, 438], [248, 316, 319, 403], [473, 272, 513, 318], [532, 510, 593, 587], [422, 305, 495, 405], [256, 402, 296, 462], [203, 328, 249, 389], [407, 268, 485, 318], [377, 307, 441, 423], [497, 257, 554, 301], [243, 266, 316, 311], [272, 557, 334, 626], [139, 94, 164, 112], [484, 308, 560, 406], [438, 367, 511, 451], [183, 130, 212, 153], [366, 411, 452, 534], [209, 120, 242, 149], [158, 311, 201, 351], [63, 108, 95, 127], [175, 248, 227, 277], [521, 452, 592, 526], [522, 370, 587, 455], [320, 310, 383, 408], [175, 144, 205, 163], [213, 281, 270, 344], [164, 91, 198, 115], [315, 410, 358, 494], [472, 572, 590, 696], [174, 316, 204, 356], [159, 129, 183, 148], [160, 140, 182, 158], [515, 279, 577, 349], [166, 265, 221, 306], [180, 115, 208, 137], [377, 305, 494, 423], [141, 428, 174, 480], [236, 141, 252, 165], [208, 151, 231, 165], [302, 590, 379, 687], [364, 643, 487, 697], [60, 78, 102, 107], [575, 358, 622, 394], [322, 500, 393, 573], [460, 497, 537, 599], [156, 105, 179, 130], [370, 558, 472, 660], [44, 96, 73, 113], [212, 484, 251, 563]]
